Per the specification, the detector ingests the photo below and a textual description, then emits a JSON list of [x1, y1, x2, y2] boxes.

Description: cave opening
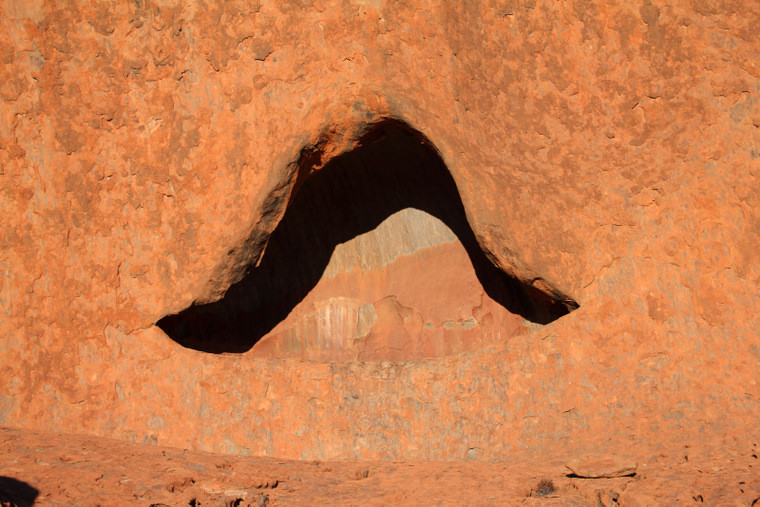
[[158, 121, 577, 361]]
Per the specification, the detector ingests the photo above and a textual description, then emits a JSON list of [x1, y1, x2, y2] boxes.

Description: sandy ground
[[1, 426, 758, 505]]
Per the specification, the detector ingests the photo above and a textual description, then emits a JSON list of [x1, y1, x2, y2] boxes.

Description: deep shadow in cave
[[158, 121, 578, 355]]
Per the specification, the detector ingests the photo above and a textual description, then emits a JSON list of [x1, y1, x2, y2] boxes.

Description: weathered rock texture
[[157, 124, 571, 361], [3, 427, 759, 504], [1, 0, 759, 461]]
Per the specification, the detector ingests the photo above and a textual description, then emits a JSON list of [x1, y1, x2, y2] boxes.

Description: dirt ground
[[1, 427, 758, 505]]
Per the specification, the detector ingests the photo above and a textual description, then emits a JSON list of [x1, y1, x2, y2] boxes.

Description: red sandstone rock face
[[254, 229, 528, 362], [255, 231, 538, 361], [1, 0, 759, 462], [157, 124, 558, 361]]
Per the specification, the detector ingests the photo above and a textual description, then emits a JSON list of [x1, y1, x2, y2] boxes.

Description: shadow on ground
[[0, 476, 38, 507]]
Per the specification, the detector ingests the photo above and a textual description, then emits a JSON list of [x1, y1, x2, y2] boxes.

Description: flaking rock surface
[[1, 0, 759, 461]]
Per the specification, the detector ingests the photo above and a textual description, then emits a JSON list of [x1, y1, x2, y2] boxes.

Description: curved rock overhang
[[158, 120, 578, 361]]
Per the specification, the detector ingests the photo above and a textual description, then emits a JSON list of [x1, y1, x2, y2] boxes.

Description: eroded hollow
[[158, 122, 577, 361]]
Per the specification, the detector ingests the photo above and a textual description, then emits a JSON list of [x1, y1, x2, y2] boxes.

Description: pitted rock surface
[[1, 0, 759, 464]]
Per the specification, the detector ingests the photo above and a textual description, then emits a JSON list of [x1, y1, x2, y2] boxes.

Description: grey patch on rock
[[323, 208, 457, 278], [355, 303, 378, 338], [750, 344, 760, 363], [729, 93, 758, 124], [0, 393, 19, 426], [251, 39, 274, 61], [461, 318, 477, 330], [524, 320, 543, 332]]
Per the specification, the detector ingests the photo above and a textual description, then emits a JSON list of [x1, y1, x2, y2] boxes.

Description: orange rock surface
[[1, 0, 759, 491], [157, 125, 558, 362], [1, 427, 759, 505]]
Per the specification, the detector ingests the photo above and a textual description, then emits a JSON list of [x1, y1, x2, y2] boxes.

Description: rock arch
[[158, 120, 577, 361]]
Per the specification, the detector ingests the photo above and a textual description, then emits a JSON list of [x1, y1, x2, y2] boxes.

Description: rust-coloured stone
[[1, 427, 759, 504], [565, 455, 637, 478], [1, 0, 759, 469], [156, 124, 564, 361]]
